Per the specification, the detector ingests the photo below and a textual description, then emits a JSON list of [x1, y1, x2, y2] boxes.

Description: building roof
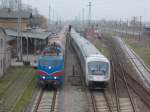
[[5, 29, 51, 40], [0, 8, 31, 19]]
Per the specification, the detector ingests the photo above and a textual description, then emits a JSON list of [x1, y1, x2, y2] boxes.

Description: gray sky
[[23, 0, 150, 22]]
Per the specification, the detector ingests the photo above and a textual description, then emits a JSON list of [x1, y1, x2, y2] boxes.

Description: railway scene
[[0, 0, 150, 112]]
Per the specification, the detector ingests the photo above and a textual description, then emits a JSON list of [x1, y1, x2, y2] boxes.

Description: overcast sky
[[22, 0, 150, 22]]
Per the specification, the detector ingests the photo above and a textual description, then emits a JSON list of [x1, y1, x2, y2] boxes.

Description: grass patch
[[0, 67, 36, 111], [124, 38, 150, 66], [93, 39, 109, 57], [12, 78, 37, 112], [97, 44, 109, 57], [108, 32, 117, 37]]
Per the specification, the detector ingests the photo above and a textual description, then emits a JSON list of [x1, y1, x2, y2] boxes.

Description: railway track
[[119, 37, 150, 88], [118, 66, 150, 108], [99, 36, 144, 111], [31, 88, 58, 112], [105, 36, 150, 110], [112, 61, 139, 112], [73, 63, 113, 112], [90, 90, 113, 112], [89, 89, 137, 112]]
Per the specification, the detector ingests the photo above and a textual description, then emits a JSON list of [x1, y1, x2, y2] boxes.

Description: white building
[[0, 28, 11, 77]]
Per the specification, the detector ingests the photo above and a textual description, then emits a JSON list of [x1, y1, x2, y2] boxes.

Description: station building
[[0, 8, 32, 31], [5, 29, 51, 57]]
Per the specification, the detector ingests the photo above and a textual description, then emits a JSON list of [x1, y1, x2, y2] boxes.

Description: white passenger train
[[70, 29, 111, 88]]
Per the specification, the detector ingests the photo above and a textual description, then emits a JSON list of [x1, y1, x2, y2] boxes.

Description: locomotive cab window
[[40, 60, 49, 66], [51, 59, 61, 66], [88, 61, 108, 75]]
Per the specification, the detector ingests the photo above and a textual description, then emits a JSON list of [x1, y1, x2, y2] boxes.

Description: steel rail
[[114, 46, 137, 112], [128, 45, 150, 74], [33, 89, 44, 112], [103, 91, 113, 112], [125, 46, 150, 87], [113, 45, 150, 108], [118, 63, 137, 112], [78, 63, 113, 112], [111, 60, 121, 112], [122, 69, 150, 108], [104, 35, 150, 110], [90, 91, 97, 112], [50, 89, 57, 112]]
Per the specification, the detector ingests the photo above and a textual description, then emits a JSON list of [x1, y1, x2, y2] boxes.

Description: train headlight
[[42, 76, 46, 80], [54, 77, 57, 79], [48, 66, 52, 69]]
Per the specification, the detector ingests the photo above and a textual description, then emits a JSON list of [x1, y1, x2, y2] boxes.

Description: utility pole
[[82, 8, 85, 26], [119, 18, 122, 29], [88, 2, 92, 26], [53, 8, 55, 22], [139, 16, 142, 40], [140, 16, 142, 31], [17, 0, 19, 60], [126, 19, 128, 38], [119, 18, 122, 37], [133, 16, 136, 39], [48, 4, 51, 29], [78, 12, 81, 24], [17, 0, 22, 61]]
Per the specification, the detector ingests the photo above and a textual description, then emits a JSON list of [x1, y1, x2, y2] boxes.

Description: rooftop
[[5, 29, 51, 40], [0, 8, 31, 19]]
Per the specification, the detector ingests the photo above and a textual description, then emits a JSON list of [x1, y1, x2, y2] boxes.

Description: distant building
[[0, 28, 11, 77], [144, 25, 150, 35], [0, 8, 32, 31]]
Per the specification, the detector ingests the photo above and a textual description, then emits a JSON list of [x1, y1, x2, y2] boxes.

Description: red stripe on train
[[51, 71, 64, 76], [35, 71, 48, 76], [35, 71, 63, 76]]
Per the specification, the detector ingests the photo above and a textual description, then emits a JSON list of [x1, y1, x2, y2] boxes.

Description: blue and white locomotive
[[35, 40, 64, 87]]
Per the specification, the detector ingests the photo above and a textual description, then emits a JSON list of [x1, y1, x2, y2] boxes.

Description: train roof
[[71, 29, 107, 59]]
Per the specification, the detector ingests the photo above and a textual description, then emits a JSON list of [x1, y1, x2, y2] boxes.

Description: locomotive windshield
[[40, 60, 49, 66], [51, 59, 61, 66], [39, 58, 62, 67], [88, 61, 108, 75]]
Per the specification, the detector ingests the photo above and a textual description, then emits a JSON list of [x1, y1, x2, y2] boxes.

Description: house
[[0, 28, 11, 77], [0, 8, 32, 31]]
